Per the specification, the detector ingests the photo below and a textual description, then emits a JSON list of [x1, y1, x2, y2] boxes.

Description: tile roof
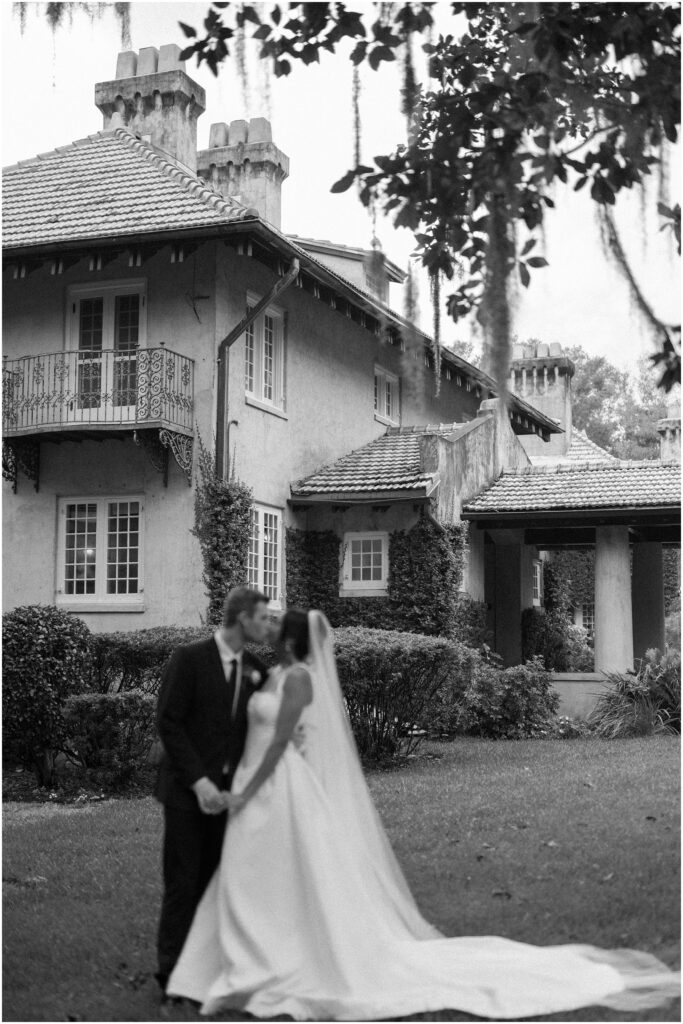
[[2, 128, 254, 250], [463, 461, 681, 515], [292, 425, 462, 497], [529, 428, 617, 466]]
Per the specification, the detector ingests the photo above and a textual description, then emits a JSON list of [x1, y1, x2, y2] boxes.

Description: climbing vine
[[192, 438, 253, 625]]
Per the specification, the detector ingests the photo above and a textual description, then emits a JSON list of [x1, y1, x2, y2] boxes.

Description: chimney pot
[[548, 342, 562, 357], [209, 122, 229, 148], [158, 43, 184, 73], [115, 50, 138, 78], [229, 119, 249, 145], [248, 117, 272, 144], [511, 344, 525, 360], [536, 342, 549, 357], [137, 46, 159, 76]]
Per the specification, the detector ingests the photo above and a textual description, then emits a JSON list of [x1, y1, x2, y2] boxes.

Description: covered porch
[[462, 461, 681, 716]]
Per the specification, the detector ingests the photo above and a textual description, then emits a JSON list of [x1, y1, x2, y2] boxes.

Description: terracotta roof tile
[[292, 425, 461, 497], [463, 461, 681, 514], [3, 128, 253, 249]]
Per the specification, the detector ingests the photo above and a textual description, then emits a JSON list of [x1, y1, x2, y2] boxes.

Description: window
[[247, 505, 283, 606], [341, 532, 389, 595], [68, 281, 146, 418], [374, 367, 399, 425], [57, 496, 144, 609], [581, 602, 595, 638], [532, 560, 543, 607], [244, 294, 285, 410]]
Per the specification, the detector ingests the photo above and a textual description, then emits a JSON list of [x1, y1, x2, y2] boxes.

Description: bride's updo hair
[[279, 608, 310, 660]]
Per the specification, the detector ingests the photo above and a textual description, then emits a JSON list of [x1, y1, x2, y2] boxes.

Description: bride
[[168, 609, 679, 1020]]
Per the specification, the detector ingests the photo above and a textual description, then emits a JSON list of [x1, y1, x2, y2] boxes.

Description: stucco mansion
[[3, 44, 680, 714]]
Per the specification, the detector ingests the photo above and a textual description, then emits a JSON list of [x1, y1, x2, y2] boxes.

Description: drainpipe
[[215, 257, 300, 477]]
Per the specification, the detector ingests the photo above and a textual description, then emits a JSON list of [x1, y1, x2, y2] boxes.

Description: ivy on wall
[[286, 513, 488, 645], [549, 548, 680, 614], [192, 440, 253, 625]]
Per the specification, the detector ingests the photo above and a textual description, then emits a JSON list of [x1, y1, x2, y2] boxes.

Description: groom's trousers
[[157, 801, 228, 981]]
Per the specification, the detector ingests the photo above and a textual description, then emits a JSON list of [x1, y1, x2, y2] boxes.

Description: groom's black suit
[[155, 636, 267, 982]]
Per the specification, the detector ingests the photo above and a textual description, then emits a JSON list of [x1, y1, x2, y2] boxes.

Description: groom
[[154, 585, 271, 996]]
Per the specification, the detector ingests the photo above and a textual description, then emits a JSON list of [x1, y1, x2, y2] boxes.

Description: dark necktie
[[228, 658, 240, 719]]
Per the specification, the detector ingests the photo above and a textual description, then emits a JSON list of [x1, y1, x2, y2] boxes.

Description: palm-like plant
[[589, 650, 681, 739]]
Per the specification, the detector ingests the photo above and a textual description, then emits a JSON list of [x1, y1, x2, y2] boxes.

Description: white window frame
[[244, 292, 285, 413], [374, 366, 400, 426], [56, 494, 144, 612], [532, 559, 543, 607], [247, 503, 283, 608], [341, 531, 389, 596]]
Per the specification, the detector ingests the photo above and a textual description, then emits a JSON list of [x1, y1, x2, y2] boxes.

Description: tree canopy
[[19, 2, 681, 392], [177, 2, 681, 392]]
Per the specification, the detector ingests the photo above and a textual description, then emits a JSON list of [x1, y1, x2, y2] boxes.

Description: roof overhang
[[3, 214, 560, 441], [463, 505, 680, 527], [290, 487, 435, 505]]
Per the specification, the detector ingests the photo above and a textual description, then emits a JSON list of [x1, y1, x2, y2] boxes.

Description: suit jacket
[[154, 636, 268, 809]]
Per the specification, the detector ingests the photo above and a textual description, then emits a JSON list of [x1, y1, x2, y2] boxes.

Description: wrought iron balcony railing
[[3, 347, 194, 437]]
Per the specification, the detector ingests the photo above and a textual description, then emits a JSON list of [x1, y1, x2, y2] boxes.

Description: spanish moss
[[430, 271, 441, 396], [596, 204, 672, 352]]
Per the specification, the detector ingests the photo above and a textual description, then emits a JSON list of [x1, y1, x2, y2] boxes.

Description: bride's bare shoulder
[[282, 664, 313, 704]]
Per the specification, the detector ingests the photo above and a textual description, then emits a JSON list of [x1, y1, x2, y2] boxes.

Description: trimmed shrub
[[333, 627, 462, 760], [457, 656, 560, 739], [88, 626, 212, 694], [588, 649, 680, 738], [63, 690, 156, 788], [2, 605, 92, 785], [451, 594, 491, 648]]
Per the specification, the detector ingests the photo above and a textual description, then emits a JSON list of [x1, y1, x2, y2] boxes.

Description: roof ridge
[[508, 459, 680, 477], [2, 129, 121, 171], [111, 128, 256, 222]]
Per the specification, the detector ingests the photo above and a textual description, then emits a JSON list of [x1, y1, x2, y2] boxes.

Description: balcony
[[3, 347, 194, 489]]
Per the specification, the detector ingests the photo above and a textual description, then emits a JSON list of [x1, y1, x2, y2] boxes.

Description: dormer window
[[374, 367, 399, 426]]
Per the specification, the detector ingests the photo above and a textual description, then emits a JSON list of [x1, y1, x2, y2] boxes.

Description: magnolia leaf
[[527, 256, 549, 268], [519, 262, 531, 288], [330, 170, 357, 194], [178, 21, 196, 38], [521, 238, 536, 256]]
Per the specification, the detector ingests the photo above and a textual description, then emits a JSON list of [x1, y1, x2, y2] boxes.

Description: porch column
[[632, 541, 665, 663], [594, 526, 633, 673], [490, 529, 524, 666], [463, 524, 485, 601]]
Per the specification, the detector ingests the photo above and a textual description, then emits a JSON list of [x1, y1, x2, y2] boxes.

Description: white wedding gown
[[168, 666, 679, 1021]]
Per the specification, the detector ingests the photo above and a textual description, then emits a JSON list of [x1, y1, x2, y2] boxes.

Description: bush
[[333, 627, 462, 761], [89, 626, 278, 696], [2, 605, 91, 785], [521, 607, 593, 671], [545, 715, 595, 740], [88, 626, 212, 694], [63, 690, 156, 788], [588, 649, 680, 738], [457, 655, 560, 739], [450, 594, 491, 648]]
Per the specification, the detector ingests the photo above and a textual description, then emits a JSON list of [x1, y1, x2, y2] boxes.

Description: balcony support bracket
[[2, 438, 40, 493], [160, 429, 193, 487], [134, 428, 193, 487]]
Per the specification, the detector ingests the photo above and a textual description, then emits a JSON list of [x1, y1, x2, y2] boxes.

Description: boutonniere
[[248, 670, 262, 686]]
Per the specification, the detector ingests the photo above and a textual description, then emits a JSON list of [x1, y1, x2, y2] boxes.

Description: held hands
[[192, 776, 228, 816], [224, 791, 248, 814]]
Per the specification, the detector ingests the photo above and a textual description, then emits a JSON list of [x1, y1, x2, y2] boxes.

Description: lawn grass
[[3, 736, 680, 1023]]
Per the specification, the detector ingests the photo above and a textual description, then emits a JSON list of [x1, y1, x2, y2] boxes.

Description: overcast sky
[[2, 1, 680, 373]]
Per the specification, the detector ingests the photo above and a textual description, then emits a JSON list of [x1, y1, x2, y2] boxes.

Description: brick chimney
[[657, 395, 681, 461], [197, 118, 289, 229], [510, 341, 575, 458], [95, 44, 206, 171]]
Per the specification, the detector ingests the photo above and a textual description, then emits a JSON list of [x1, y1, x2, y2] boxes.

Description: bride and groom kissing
[[154, 585, 679, 1020]]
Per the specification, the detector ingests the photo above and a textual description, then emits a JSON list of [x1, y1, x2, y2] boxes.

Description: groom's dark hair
[[223, 585, 269, 627]]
